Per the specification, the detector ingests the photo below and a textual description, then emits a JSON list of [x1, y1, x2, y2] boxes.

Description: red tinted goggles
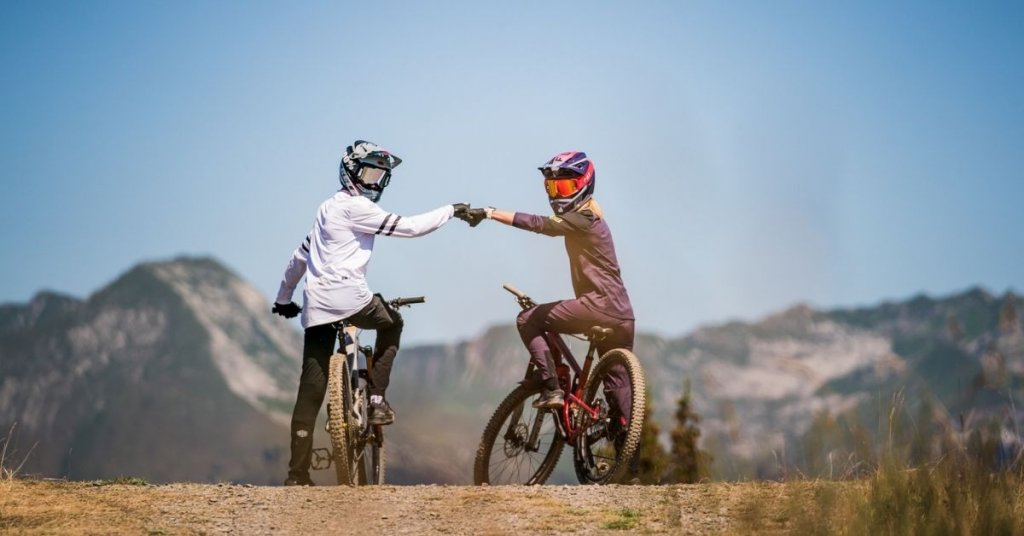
[[545, 178, 584, 198]]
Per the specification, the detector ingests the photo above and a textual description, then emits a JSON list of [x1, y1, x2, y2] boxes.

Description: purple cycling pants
[[516, 299, 636, 418]]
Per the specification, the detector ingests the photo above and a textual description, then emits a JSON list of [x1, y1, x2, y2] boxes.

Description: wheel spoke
[[475, 384, 567, 485], [487, 413, 556, 484]]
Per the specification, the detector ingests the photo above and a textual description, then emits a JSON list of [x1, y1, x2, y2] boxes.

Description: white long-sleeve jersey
[[276, 190, 455, 328]]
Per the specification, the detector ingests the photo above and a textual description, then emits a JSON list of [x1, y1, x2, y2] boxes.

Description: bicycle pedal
[[311, 448, 333, 470]]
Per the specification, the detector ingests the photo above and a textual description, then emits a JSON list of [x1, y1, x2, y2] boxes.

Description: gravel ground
[[1, 479, 804, 535]]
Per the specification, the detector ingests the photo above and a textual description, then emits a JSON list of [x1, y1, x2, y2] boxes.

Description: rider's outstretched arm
[[348, 197, 456, 238], [487, 209, 516, 226], [484, 208, 588, 237]]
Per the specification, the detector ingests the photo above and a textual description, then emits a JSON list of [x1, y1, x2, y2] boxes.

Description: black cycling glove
[[453, 204, 486, 227], [462, 208, 487, 227], [272, 302, 301, 318]]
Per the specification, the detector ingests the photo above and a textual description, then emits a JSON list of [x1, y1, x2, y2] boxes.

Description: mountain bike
[[310, 295, 425, 486], [473, 284, 646, 485]]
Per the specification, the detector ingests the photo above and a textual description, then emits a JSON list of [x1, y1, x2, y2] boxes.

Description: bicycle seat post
[[335, 320, 346, 346], [578, 326, 611, 388], [334, 322, 360, 361], [586, 326, 611, 355]]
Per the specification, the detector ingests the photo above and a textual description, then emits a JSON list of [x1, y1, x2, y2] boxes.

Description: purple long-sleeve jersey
[[512, 209, 635, 321]]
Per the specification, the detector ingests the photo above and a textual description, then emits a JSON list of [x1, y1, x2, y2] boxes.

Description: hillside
[[648, 288, 1024, 477], [1, 256, 1021, 484], [0, 258, 301, 484]]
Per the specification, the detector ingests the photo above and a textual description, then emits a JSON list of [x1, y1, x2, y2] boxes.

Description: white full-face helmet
[[339, 140, 403, 202]]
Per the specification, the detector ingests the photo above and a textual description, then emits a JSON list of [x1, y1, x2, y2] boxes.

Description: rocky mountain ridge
[[0, 258, 300, 483], [2, 257, 1020, 483]]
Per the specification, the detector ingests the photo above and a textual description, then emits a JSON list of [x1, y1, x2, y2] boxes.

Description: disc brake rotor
[[502, 422, 529, 457]]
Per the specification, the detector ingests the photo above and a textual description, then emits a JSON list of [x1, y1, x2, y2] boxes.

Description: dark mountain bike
[[473, 285, 646, 485], [311, 296, 425, 485]]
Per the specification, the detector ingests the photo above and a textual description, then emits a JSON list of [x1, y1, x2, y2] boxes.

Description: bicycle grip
[[502, 283, 526, 299], [392, 296, 426, 307]]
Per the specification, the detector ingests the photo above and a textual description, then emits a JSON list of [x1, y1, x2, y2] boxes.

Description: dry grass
[[734, 462, 1024, 535], [1, 423, 35, 484], [735, 393, 1024, 536], [0, 480, 163, 534]]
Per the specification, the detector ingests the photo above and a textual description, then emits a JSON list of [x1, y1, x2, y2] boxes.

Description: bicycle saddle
[[587, 326, 613, 341]]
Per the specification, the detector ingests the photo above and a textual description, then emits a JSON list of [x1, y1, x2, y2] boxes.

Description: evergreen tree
[[999, 295, 1019, 334], [947, 314, 963, 343], [668, 380, 712, 483]]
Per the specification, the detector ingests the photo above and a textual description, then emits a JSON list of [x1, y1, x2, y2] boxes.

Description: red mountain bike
[[473, 284, 646, 485]]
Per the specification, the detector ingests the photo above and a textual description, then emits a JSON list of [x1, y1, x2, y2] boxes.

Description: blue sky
[[2, 1, 1022, 344]]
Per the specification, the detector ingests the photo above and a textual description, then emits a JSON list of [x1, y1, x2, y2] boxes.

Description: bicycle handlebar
[[390, 296, 426, 308], [503, 283, 537, 310], [502, 284, 587, 341], [502, 284, 527, 299]]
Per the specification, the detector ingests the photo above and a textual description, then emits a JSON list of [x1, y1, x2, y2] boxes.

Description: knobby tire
[[574, 348, 646, 484], [474, 384, 565, 485], [327, 354, 355, 485]]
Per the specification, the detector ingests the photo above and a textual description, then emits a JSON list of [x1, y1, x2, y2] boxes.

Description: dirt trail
[[2, 480, 804, 534]]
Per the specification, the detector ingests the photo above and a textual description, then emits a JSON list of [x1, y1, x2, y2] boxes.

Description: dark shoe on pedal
[[532, 388, 565, 409], [283, 475, 315, 486], [369, 398, 396, 425]]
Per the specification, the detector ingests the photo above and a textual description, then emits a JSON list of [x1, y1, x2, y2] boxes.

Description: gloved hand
[[453, 203, 470, 217], [462, 208, 487, 227], [272, 302, 301, 318]]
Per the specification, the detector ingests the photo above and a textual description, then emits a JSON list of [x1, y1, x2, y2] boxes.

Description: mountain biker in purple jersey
[[467, 151, 636, 423], [272, 140, 480, 486]]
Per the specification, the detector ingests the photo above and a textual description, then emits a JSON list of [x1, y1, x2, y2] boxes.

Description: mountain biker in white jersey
[[272, 140, 479, 486]]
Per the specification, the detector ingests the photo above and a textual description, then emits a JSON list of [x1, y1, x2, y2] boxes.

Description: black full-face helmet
[[339, 140, 403, 202]]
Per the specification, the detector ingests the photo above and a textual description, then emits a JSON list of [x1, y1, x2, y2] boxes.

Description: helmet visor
[[540, 166, 581, 180], [358, 166, 388, 187], [545, 178, 583, 199]]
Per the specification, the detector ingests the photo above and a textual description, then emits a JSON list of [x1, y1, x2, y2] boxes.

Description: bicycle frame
[[335, 294, 424, 446], [336, 324, 380, 445], [538, 331, 605, 444]]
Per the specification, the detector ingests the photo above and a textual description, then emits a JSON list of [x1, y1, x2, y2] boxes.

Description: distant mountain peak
[[770, 302, 817, 320], [0, 254, 302, 483]]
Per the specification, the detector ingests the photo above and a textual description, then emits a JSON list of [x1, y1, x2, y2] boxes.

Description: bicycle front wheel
[[574, 348, 646, 484], [359, 427, 385, 485], [352, 381, 385, 485], [473, 384, 564, 485], [327, 354, 356, 485]]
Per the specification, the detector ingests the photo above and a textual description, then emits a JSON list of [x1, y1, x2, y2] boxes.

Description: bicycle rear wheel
[[327, 354, 356, 485], [573, 348, 646, 484], [474, 384, 564, 485]]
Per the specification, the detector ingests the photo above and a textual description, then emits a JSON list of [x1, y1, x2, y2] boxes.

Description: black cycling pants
[[287, 295, 403, 479]]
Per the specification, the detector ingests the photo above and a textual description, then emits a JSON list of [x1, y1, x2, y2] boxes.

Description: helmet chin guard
[[340, 140, 402, 202]]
